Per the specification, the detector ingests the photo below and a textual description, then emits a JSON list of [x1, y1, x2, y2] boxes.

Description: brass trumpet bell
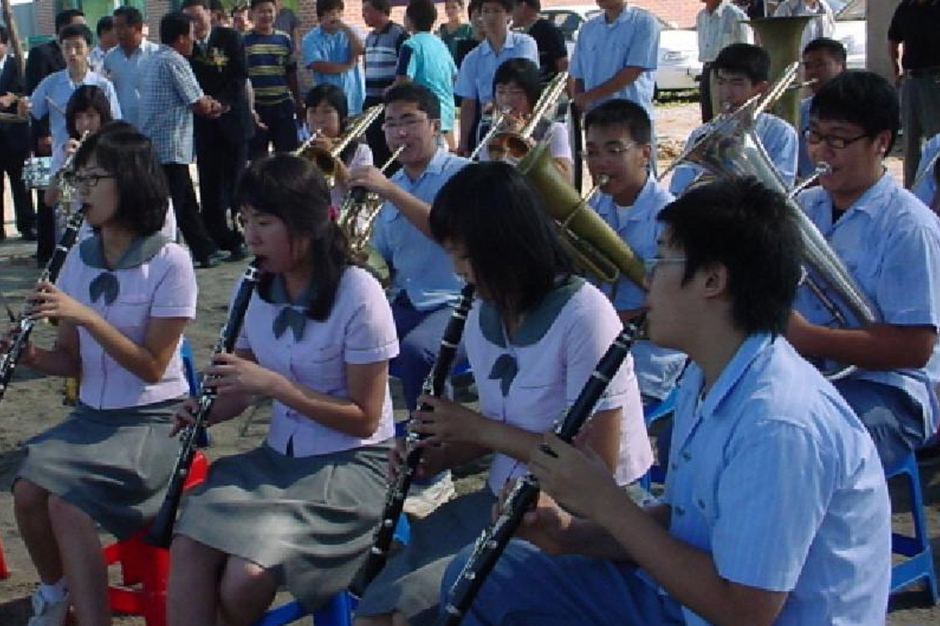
[[294, 104, 385, 185]]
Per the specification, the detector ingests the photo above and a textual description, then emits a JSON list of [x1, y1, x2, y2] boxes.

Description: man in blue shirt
[[789, 70, 940, 468], [440, 176, 891, 626], [104, 6, 160, 129], [302, 0, 365, 114], [669, 43, 798, 195], [797, 37, 845, 180]]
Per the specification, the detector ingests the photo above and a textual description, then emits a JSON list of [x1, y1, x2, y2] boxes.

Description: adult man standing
[[182, 0, 251, 260], [695, 0, 752, 123], [774, 0, 835, 53], [104, 6, 159, 128], [89, 16, 117, 73], [511, 0, 568, 86], [362, 0, 408, 172], [138, 11, 227, 269], [0, 24, 34, 241], [888, 0, 940, 187]]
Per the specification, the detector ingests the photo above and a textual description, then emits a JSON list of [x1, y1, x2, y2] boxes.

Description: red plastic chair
[[0, 531, 10, 579]]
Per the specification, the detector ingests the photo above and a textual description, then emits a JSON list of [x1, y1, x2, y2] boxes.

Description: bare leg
[[47, 495, 109, 626], [13, 479, 63, 583], [217, 557, 277, 626], [168, 535, 227, 626]]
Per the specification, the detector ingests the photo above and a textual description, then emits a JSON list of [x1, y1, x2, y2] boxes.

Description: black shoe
[[916, 440, 940, 467], [196, 249, 230, 269], [19, 226, 38, 241], [226, 242, 248, 262]]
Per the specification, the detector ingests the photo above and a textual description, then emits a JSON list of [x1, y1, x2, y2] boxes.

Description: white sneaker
[[27, 589, 69, 626], [403, 471, 456, 518]]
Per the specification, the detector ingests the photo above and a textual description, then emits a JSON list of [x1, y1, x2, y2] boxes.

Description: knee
[[218, 558, 276, 622], [13, 479, 49, 513]]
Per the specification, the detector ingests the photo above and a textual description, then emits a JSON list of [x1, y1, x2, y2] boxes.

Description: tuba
[[659, 62, 878, 379], [294, 104, 385, 186], [518, 138, 647, 289], [486, 71, 569, 164], [747, 16, 813, 128]]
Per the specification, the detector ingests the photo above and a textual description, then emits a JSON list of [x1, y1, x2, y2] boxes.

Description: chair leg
[[887, 452, 939, 604]]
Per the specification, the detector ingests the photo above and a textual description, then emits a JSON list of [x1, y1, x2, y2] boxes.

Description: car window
[[836, 0, 865, 21]]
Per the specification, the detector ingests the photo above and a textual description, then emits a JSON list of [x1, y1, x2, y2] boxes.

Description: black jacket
[[0, 54, 29, 156], [189, 26, 253, 142]]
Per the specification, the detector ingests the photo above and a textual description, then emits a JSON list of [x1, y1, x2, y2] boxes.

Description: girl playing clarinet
[[353, 162, 652, 626], [7, 129, 197, 626], [167, 153, 398, 626]]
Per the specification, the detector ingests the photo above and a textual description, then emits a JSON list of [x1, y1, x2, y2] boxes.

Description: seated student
[[788, 70, 940, 469], [584, 98, 685, 403], [476, 58, 572, 182], [669, 43, 798, 195], [797, 37, 845, 180], [913, 130, 940, 212], [7, 129, 197, 626], [353, 162, 652, 626], [303, 83, 374, 208], [167, 154, 398, 626], [441, 176, 891, 626]]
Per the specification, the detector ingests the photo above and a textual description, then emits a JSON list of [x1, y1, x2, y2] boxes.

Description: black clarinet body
[[0, 208, 86, 404], [355, 284, 476, 591], [145, 260, 261, 548], [438, 314, 646, 626]]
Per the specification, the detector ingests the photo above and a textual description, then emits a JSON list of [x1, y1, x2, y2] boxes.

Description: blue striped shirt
[[364, 21, 407, 100], [244, 29, 296, 106]]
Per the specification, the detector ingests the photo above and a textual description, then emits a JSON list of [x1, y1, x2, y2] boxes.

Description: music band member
[[442, 176, 891, 626], [788, 70, 940, 468], [797, 37, 846, 180], [168, 154, 397, 626], [584, 99, 685, 403], [7, 129, 197, 626], [354, 162, 652, 626], [669, 43, 798, 196]]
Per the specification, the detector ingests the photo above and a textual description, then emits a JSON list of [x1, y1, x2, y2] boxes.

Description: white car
[[538, 4, 702, 95], [829, 0, 866, 70]]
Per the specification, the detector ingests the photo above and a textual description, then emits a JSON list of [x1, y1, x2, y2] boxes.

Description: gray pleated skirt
[[16, 398, 181, 540], [355, 489, 497, 626], [174, 441, 391, 611]]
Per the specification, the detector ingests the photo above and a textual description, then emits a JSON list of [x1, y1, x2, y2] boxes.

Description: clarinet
[[145, 260, 261, 548], [355, 284, 476, 591], [437, 313, 646, 626], [0, 207, 87, 404]]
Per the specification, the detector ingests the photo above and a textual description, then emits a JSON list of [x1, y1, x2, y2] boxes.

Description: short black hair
[[161, 12, 196, 46], [304, 83, 357, 164], [713, 43, 770, 84], [384, 82, 440, 120], [209, 0, 226, 12], [66, 85, 114, 139], [657, 176, 802, 335], [364, 0, 392, 15], [802, 37, 847, 67], [317, 0, 345, 18], [0, 24, 8, 45], [493, 58, 540, 109], [430, 162, 574, 318], [482, 0, 516, 12], [249, 0, 275, 9], [96, 15, 114, 37], [468, 0, 484, 16], [517, 0, 540, 10], [236, 154, 353, 321], [233, 4, 250, 15], [810, 70, 900, 154], [181, 0, 210, 10], [59, 24, 93, 46], [55, 9, 85, 33], [406, 0, 438, 32], [113, 6, 144, 28], [74, 126, 170, 236], [584, 98, 652, 145]]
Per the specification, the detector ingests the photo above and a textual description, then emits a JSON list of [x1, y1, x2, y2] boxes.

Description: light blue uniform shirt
[[371, 148, 470, 310], [397, 32, 457, 132], [669, 112, 798, 195], [795, 173, 940, 438], [797, 95, 814, 180], [454, 31, 538, 107], [302, 26, 365, 114], [30, 69, 122, 157], [913, 131, 940, 206], [664, 333, 890, 626], [102, 40, 160, 128], [590, 175, 686, 400], [569, 6, 660, 120]]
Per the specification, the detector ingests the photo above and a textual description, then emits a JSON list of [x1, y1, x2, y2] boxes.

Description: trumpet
[[294, 104, 384, 186], [469, 107, 510, 161], [338, 144, 406, 254], [486, 71, 569, 165]]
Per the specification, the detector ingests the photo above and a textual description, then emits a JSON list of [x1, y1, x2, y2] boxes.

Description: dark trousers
[[699, 62, 715, 123], [162, 163, 218, 263], [0, 147, 35, 234], [195, 120, 245, 252], [363, 96, 400, 177], [249, 100, 299, 158]]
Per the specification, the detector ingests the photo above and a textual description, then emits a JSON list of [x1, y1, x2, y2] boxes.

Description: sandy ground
[[0, 100, 938, 624]]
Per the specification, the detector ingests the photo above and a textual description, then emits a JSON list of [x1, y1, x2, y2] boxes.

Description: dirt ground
[[1, 99, 938, 625]]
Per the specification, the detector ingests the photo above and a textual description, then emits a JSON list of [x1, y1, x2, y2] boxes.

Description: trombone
[[294, 104, 384, 187]]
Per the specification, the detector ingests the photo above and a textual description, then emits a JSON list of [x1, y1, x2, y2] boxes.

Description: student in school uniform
[[353, 162, 653, 626], [167, 154, 398, 626], [8, 128, 197, 626]]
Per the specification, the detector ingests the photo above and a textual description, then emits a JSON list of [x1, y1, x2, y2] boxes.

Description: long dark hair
[[429, 162, 574, 319], [304, 83, 357, 165], [235, 154, 353, 321]]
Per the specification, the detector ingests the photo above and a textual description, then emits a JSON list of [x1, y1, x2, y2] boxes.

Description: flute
[[145, 260, 261, 548], [354, 284, 476, 592], [437, 313, 646, 626]]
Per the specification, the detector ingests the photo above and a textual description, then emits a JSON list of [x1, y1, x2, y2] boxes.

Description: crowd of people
[[0, 1, 939, 626]]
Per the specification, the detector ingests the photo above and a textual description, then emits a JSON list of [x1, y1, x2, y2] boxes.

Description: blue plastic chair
[[885, 451, 939, 604], [180, 337, 200, 396], [640, 388, 678, 491]]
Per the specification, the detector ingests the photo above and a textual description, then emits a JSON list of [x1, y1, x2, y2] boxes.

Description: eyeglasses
[[72, 172, 115, 188], [804, 129, 869, 150], [643, 256, 686, 277], [382, 116, 431, 132], [585, 142, 637, 160]]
